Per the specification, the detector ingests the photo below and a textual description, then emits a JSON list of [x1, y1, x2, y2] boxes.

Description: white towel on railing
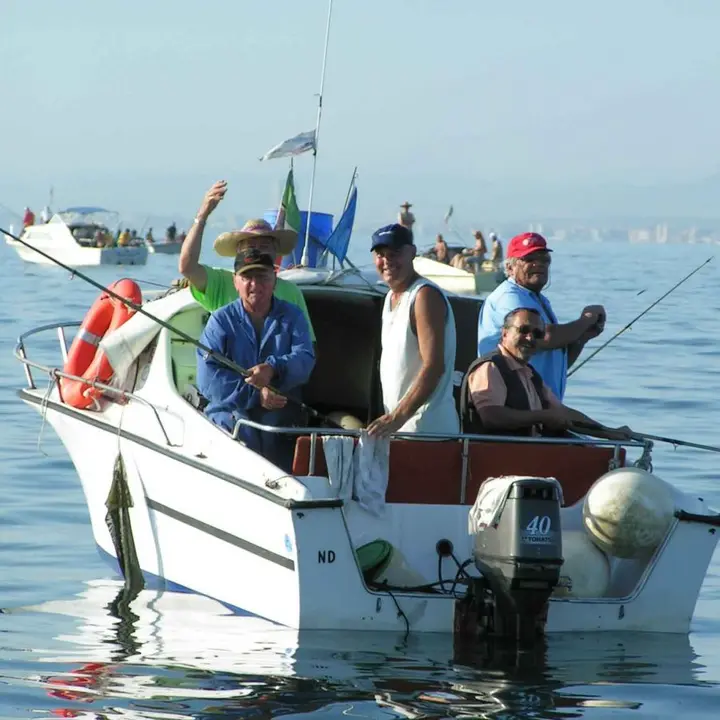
[[321, 432, 390, 515], [353, 432, 390, 517], [322, 435, 355, 501]]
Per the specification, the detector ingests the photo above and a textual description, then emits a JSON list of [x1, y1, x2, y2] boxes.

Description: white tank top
[[380, 278, 459, 434]]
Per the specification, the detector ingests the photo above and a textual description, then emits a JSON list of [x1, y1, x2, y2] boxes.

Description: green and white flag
[[275, 166, 301, 234]]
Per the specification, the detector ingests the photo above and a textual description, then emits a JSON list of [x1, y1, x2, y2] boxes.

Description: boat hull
[[20, 386, 718, 635], [413, 256, 504, 297], [4, 227, 148, 266], [147, 242, 181, 255]]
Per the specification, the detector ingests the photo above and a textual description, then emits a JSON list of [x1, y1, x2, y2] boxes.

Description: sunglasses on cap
[[511, 324, 545, 339]]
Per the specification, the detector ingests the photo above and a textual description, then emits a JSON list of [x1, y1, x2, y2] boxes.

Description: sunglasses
[[512, 324, 545, 339]]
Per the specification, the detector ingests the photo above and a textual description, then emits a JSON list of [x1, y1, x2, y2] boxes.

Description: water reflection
[[8, 579, 717, 719]]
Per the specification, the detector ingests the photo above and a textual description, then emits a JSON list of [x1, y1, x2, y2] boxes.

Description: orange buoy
[[59, 279, 142, 409]]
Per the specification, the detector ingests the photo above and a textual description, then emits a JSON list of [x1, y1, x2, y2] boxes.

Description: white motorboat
[[14, 266, 720, 637], [4, 206, 148, 267], [146, 240, 182, 255], [413, 256, 504, 297]]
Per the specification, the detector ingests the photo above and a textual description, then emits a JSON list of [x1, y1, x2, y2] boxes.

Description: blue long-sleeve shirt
[[197, 297, 315, 433]]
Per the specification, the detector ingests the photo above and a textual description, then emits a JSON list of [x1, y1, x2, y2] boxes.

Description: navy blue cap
[[371, 223, 414, 251]]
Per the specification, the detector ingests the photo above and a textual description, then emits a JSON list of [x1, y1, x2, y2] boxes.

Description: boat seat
[[291, 436, 625, 506], [171, 342, 200, 402], [169, 306, 209, 404]]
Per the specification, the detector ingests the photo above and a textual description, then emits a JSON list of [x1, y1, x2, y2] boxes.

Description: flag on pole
[[274, 165, 302, 263], [320, 185, 357, 263], [444, 204, 454, 224], [260, 130, 316, 161], [275, 166, 302, 233]]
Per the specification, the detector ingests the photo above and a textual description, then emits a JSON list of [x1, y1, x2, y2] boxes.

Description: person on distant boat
[[196, 248, 315, 472], [462, 307, 633, 439], [117, 228, 131, 247], [489, 232, 503, 265], [23, 207, 35, 228], [93, 228, 105, 248], [40, 206, 51, 223], [476, 232, 605, 401], [453, 230, 488, 271], [166, 222, 177, 243], [426, 233, 450, 264], [178, 180, 315, 342], [398, 201, 415, 231], [145, 228, 154, 244], [368, 223, 459, 437]]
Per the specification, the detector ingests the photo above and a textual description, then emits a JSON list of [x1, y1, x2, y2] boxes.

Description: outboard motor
[[466, 477, 563, 641]]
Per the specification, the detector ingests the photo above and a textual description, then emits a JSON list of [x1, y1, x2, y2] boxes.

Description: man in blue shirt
[[197, 248, 315, 471], [476, 232, 605, 400]]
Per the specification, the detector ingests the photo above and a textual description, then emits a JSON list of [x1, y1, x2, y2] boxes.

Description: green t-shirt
[[190, 265, 316, 341]]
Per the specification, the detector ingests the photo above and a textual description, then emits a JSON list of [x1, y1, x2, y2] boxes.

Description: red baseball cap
[[506, 232, 553, 259]]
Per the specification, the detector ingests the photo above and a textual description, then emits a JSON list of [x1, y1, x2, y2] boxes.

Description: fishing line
[[568, 256, 714, 377]]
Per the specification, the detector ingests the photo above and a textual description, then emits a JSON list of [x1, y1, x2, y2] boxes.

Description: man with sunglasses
[[476, 232, 604, 401], [462, 307, 631, 439], [197, 248, 315, 471]]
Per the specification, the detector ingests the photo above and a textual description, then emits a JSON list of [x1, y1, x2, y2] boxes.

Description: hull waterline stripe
[[17, 389, 341, 511], [147, 498, 295, 571]]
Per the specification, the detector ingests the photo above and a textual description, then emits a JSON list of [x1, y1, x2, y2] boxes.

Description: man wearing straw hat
[[179, 180, 315, 341], [397, 201, 415, 231]]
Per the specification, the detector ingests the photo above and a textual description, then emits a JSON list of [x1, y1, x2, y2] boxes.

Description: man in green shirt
[[178, 179, 315, 341]]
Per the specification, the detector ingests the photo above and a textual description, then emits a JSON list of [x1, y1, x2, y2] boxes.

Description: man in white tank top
[[367, 224, 459, 437]]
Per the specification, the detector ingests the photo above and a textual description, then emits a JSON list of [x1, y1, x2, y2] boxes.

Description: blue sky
[[2, 0, 720, 228]]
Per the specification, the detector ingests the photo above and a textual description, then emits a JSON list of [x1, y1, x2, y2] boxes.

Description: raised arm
[[178, 180, 227, 292], [536, 305, 605, 351]]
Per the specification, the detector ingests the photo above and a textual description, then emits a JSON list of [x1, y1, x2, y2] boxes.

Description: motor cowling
[[470, 477, 564, 640]]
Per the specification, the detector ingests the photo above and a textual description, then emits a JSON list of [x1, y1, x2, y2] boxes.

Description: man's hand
[[245, 363, 275, 389], [580, 304, 606, 336], [259, 387, 287, 410], [367, 412, 404, 438], [197, 180, 227, 221]]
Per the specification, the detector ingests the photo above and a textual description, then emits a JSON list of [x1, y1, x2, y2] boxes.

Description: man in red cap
[[476, 232, 605, 400]]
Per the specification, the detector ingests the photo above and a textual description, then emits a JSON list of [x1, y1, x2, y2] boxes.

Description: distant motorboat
[[146, 240, 182, 255], [413, 255, 504, 297], [3, 206, 147, 267]]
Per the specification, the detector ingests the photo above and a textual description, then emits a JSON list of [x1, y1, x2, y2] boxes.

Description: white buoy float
[[583, 467, 676, 559]]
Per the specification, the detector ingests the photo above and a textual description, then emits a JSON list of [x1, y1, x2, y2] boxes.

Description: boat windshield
[[57, 207, 120, 230]]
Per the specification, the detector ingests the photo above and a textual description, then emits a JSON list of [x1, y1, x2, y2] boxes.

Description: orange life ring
[[59, 279, 142, 409]]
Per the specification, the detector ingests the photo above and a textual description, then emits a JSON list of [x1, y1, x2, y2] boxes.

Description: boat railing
[[232, 417, 651, 482], [14, 320, 176, 446]]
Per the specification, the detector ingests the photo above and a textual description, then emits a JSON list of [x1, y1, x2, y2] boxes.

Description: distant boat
[[146, 240, 182, 256], [3, 207, 147, 267], [413, 255, 504, 297]]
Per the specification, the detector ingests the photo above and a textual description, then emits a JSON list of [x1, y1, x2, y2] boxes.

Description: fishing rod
[[1, 226, 340, 427], [568, 256, 714, 377], [629, 431, 720, 454], [574, 421, 720, 454]]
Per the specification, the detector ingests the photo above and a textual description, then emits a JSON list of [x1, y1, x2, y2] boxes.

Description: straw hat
[[213, 218, 298, 258], [400, 201, 413, 209]]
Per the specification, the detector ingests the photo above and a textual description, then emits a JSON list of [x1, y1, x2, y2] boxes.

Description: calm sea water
[[1, 236, 719, 719]]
